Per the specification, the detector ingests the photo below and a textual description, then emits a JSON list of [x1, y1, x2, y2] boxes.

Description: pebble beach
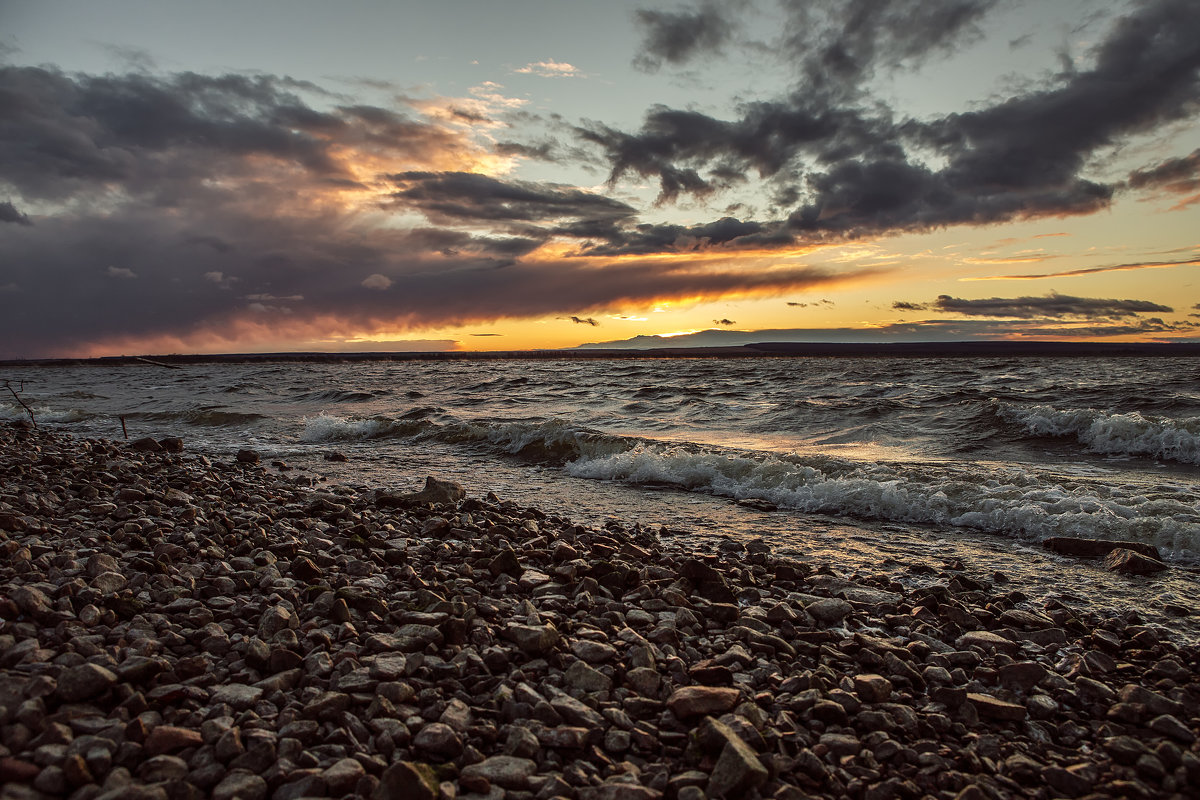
[[2, 421, 1198, 800]]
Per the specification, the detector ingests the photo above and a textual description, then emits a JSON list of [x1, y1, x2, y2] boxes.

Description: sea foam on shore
[[1, 423, 1198, 800]]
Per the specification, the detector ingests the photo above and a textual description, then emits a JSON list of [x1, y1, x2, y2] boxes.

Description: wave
[[565, 444, 1200, 562], [298, 388, 381, 403], [994, 402, 1200, 465], [299, 411, 636, 463], [130, 409, 268, 427], [0, 402, 93, 424]]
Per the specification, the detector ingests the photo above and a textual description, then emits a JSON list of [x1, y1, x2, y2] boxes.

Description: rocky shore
[[1, 422, 1198, 800]]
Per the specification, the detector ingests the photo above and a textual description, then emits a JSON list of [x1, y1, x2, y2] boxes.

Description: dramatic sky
[[2, 0, 1199, 357]]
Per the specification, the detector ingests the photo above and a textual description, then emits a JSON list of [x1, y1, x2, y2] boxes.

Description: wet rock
[[955, 631, 1019, 655], [807, 597, 854, 624], [235, 448, 260, 463], [1104, 548, 1168, 575], [1042, 537, 1161, 559]]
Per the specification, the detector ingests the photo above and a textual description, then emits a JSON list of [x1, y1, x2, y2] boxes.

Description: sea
[[5, 355, 1199, 637]]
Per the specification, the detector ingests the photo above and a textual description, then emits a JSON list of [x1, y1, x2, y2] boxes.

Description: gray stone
[[459, 755, 536, 789], [56, 663, 117, 703], [807, 598, 853, 624]]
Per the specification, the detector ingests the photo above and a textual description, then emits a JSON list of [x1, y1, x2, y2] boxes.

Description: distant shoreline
[[3, 340, 1200, 367]]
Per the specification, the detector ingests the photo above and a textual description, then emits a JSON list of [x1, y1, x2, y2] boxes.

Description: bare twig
[[3, 379, 36, 428], [135, 356, 182, 370]]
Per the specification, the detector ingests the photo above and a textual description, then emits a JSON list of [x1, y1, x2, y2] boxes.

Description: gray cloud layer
[[595, 0, 1200, 244], [893, 293, 1174, 320]]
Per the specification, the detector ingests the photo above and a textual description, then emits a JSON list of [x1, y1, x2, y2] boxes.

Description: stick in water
[[3, 380, 36, 428], [120, 415, 128, 439]]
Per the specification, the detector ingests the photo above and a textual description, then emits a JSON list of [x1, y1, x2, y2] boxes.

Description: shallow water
[[5, 356, 1199, 638]]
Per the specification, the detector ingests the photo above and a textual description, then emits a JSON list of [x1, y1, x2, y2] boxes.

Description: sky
[[1, 0, 1199, 357]]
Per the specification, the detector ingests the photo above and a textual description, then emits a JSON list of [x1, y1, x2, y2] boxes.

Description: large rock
[[704, 718, 768, 799], [1103, 548, 1167, 575], [1042, 537, 1161, 560], [375, 762, 438, 800], [377, 476, 466, 506], [807, 597, 854, 624]]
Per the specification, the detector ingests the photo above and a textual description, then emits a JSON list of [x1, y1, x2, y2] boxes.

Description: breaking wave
[[565, 442, 1200, 562], [994, 402, 1200, 465]]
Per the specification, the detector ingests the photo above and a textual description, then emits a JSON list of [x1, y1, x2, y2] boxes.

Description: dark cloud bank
[[2, 0, 1199, 355]]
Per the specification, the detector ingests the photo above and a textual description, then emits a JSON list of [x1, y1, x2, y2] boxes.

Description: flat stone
[[667, 686, 740, 719], [578, 785, 664, 800], [459, 755, 536, 789], [1042, 537, 1161, 559], [537, 726, 590, 749], [210, 683, 263, 710], [145, 725, 203, 755], [967, 693, 1027, 722], [955, 631, 1019, 655], [571, 639, 617, 663], [807, 597, 854, 624]]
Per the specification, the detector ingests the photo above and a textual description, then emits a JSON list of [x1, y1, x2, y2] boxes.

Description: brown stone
[[145, 725, 203, 755], [667, 686, 740, 719], [967, 693, 1027, 722], [1042, 537, 1161, 560]]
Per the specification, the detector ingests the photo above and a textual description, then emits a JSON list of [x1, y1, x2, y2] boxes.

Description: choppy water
[[5, 356, 1199, 634]]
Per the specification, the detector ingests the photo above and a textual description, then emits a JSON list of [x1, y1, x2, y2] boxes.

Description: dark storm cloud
[[1128, 148, 1200, 193], [574, 216, 796, 256], [898, 293, 1175, 320], [0, 201, 31, 225], [632, 2, 739, 72], [776, 0, 997, 99], [0, 66, 465, 202], [587, 0, 1200, 240], [388, 171, 636, 225]]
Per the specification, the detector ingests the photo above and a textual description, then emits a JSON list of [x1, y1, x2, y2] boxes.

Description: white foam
[[300, 413, 394, 442], [0, 402, 90, 424], [996, 402, 1200, 464], [566, 445, 1200, 562]]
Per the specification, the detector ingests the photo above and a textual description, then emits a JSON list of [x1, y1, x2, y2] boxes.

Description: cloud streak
[[893, 293, 1173, 320]]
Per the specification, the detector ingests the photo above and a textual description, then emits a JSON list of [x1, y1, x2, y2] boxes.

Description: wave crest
[[994, 402, 1200, 464]]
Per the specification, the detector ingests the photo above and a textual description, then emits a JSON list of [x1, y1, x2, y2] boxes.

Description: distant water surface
[[6, 356, 1199, 636]]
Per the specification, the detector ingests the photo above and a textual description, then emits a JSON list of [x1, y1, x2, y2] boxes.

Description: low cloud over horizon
[[1, 0, 1198, 356]]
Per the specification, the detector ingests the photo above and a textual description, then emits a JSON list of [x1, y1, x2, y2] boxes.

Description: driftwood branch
[[135, 356, 182, 370], [3, 379, 36, 428]]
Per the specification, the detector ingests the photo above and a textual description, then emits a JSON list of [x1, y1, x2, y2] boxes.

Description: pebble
[[0, 423, 1197, 800]]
